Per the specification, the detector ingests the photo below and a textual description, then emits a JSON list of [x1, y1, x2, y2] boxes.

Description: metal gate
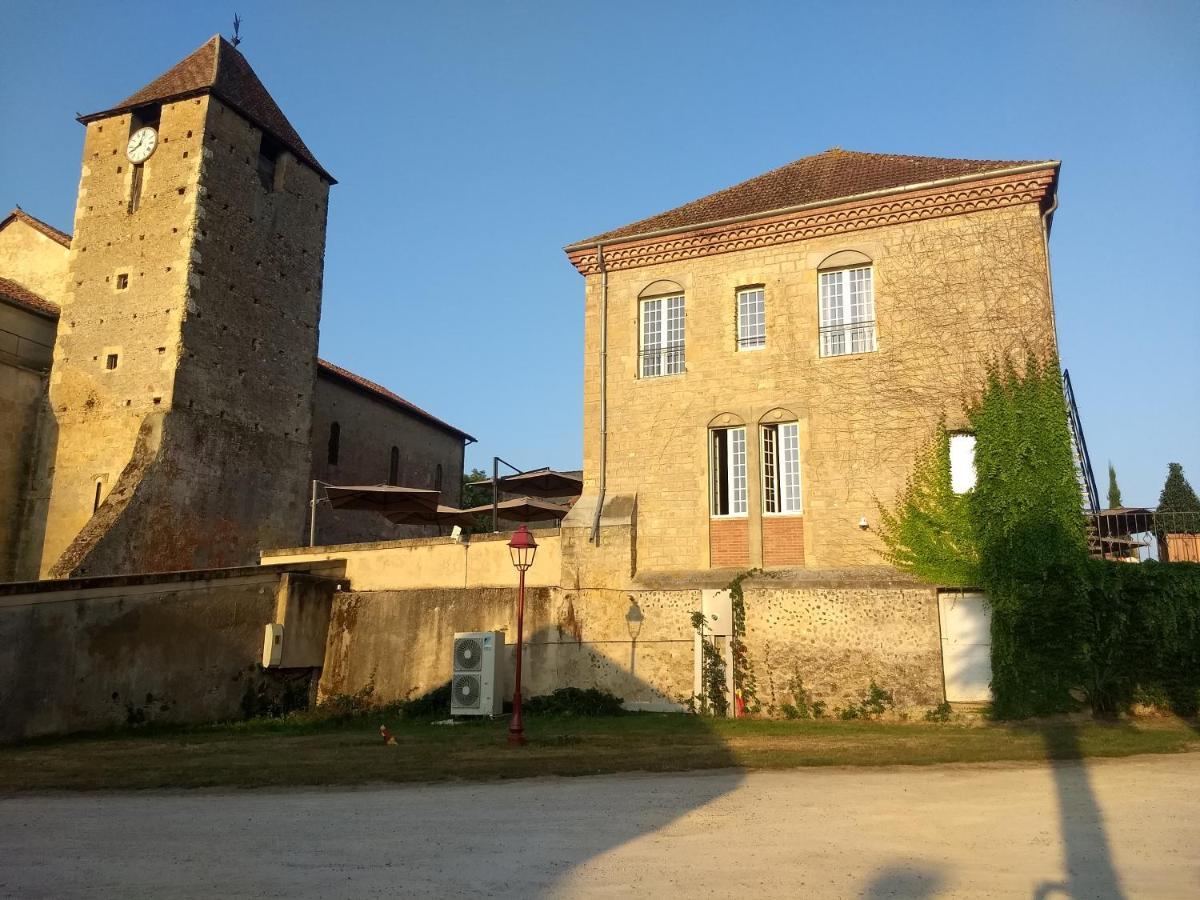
[[938, 592, 992, 703]]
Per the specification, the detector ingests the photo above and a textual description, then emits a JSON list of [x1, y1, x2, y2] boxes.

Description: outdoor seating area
[[310, 465, 582, 544]]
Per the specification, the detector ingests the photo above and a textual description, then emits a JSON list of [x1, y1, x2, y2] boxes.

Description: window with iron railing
[[640, 293, 685, 377], [819, 266, 877, 357], [737, 287, 765, 350]]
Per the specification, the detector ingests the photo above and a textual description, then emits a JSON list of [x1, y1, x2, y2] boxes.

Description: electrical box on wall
[[262, 623, 284, 667]]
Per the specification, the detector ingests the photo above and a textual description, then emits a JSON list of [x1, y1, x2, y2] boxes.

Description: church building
[[0, 36, 473, 582]]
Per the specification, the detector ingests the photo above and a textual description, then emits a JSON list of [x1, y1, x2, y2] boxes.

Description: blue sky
[[2, 1, 1196, 505]]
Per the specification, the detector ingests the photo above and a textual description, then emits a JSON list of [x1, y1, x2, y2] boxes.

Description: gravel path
[[2, 754, 1196, 898]]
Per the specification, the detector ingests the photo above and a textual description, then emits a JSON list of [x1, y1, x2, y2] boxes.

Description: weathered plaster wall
[[318, 581, 944, 715], [262, 530, 562, 591], [576, 201, 1057, 574], [318, 586, 695, 712], [0, 360, 53, 582], [0, 566, 324, 742], [0, 218, 69, 301], [310, 372, 466, 545]]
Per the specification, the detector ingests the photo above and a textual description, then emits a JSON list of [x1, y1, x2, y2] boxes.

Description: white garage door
[[938, 592, 992, 703]]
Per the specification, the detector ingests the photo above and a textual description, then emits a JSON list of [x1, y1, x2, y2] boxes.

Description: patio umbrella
[[383, 504, 478, 530], [469, 468, 583, 500], [459, 496, 574, 524], [324, 484, 441, 515]]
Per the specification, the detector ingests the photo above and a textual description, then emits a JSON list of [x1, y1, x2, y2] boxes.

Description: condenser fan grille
[[454, 637, 483, 671], [453, 674, 481, 708]]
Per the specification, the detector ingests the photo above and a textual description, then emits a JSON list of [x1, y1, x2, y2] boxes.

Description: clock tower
[[40, 36, 335, 577]]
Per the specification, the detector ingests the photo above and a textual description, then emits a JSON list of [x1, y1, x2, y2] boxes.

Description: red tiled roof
[[317, 358, 475, 442], [570, 148, 1056, 246], [0, 276, 59, 319], [78, 35, 334, 183], [0, 208, 72, 248]]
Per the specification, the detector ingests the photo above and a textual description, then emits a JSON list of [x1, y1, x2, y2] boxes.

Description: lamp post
[[507, 524, 538, 747]]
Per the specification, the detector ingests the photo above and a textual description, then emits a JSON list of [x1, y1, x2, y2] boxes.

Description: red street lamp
[[507, 524, 538, 747]]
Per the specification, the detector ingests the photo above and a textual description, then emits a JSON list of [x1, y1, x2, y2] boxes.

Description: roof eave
[[316, 365, 476, 444], [564, 160, 1061, 254]]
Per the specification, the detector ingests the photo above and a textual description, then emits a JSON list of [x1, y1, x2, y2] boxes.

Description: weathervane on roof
[[230, 13, 243, 48]]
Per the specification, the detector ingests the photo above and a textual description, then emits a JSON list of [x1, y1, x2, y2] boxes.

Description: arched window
[[639, 280, 686, 378], [817, 250, 876, 358], [327, 422, 340, 465], [434, 463, 444, 492], [388, 446, 400, 485]]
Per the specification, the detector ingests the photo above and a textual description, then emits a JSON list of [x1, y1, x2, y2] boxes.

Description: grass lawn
[[1, 714, 1195, 793]]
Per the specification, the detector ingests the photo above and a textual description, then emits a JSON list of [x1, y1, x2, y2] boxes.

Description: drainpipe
[[589, 242, 608, 544], [1040, 186, 1061, 357]]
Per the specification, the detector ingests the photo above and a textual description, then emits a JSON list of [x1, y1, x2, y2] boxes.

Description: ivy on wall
[[881, 353, 1200, 718]]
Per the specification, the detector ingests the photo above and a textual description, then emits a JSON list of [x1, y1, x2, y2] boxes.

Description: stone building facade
[[562, 150, 1061, 578], [0, 37, 471, 582]]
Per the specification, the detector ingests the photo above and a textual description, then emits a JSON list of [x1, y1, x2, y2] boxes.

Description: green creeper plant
[[878, 424, 980, 587]]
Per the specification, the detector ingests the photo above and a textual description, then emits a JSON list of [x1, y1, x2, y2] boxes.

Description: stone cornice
[[566, 168, 1058, 276]]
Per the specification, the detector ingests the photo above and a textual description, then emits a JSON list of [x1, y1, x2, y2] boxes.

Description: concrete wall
[[574, 194, 1058, 575], [310, 372, 466, 545], [0, 563, 341, 742], [41, 92, 329, 577], [262, 530, 563, 591]]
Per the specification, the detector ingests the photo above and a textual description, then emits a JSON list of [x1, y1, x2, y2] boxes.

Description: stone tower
[[40, 36, 334, 577]]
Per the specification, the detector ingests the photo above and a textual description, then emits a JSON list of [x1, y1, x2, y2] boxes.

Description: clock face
[[126, 126, 158, 164]]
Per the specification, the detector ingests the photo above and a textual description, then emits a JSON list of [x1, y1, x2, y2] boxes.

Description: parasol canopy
[[324, 484, 441, 514], [459, 496, 574, 524], [468, 467, 583, 500]]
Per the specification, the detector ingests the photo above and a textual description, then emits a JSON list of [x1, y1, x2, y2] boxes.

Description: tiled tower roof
[[78, 35, 334, 183]]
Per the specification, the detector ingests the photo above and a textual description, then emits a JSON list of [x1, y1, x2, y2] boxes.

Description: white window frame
[[819, 265, 877, 357], [949, 432, 977, 494], [761, 422, 802, 514], [736, 286, 765, 350], [710, 426, 748, 517], [640, 293, 685, 377]]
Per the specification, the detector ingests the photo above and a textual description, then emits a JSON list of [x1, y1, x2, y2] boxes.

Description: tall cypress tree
[[1107, 462, 1123, 509], [1157, 462, 1200, 534]]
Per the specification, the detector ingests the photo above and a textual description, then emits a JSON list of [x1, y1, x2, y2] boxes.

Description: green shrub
[[523, 687, 625, 717], [402, 681, 453, 718], [924, 702, 953, 723]]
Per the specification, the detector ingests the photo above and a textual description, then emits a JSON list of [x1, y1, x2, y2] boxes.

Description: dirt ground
[[1, 754, 1196, 898]]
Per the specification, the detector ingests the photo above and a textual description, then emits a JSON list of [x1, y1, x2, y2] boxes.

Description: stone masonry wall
[[310, 373, 466, 545], [42, 93, 329, 576], [577, 201, 1056, 574]]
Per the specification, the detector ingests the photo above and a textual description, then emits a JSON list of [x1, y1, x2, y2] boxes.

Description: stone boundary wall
[[318, 583, 945, 715], [262, 530, 562, 591], [0, 562, 342, 742]]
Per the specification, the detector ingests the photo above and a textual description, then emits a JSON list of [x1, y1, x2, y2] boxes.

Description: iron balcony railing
[[1088, 510, 1200, 563], [640, 344, 685, 377], [819, 321, 877, 357]]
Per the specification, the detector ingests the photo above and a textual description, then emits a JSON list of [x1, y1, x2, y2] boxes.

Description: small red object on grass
[[379, 724, 397, 746]]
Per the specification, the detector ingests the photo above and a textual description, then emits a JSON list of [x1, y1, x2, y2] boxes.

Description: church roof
[[0, 276, 59, 319], [316, 359, 476, 442], [78, 36, 334, 184], [568, 148, 1057, 247], [0, 208, 72, 248]]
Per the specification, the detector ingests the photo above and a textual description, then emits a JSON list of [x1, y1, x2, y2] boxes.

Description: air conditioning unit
[[451, 631, 505, 716]]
